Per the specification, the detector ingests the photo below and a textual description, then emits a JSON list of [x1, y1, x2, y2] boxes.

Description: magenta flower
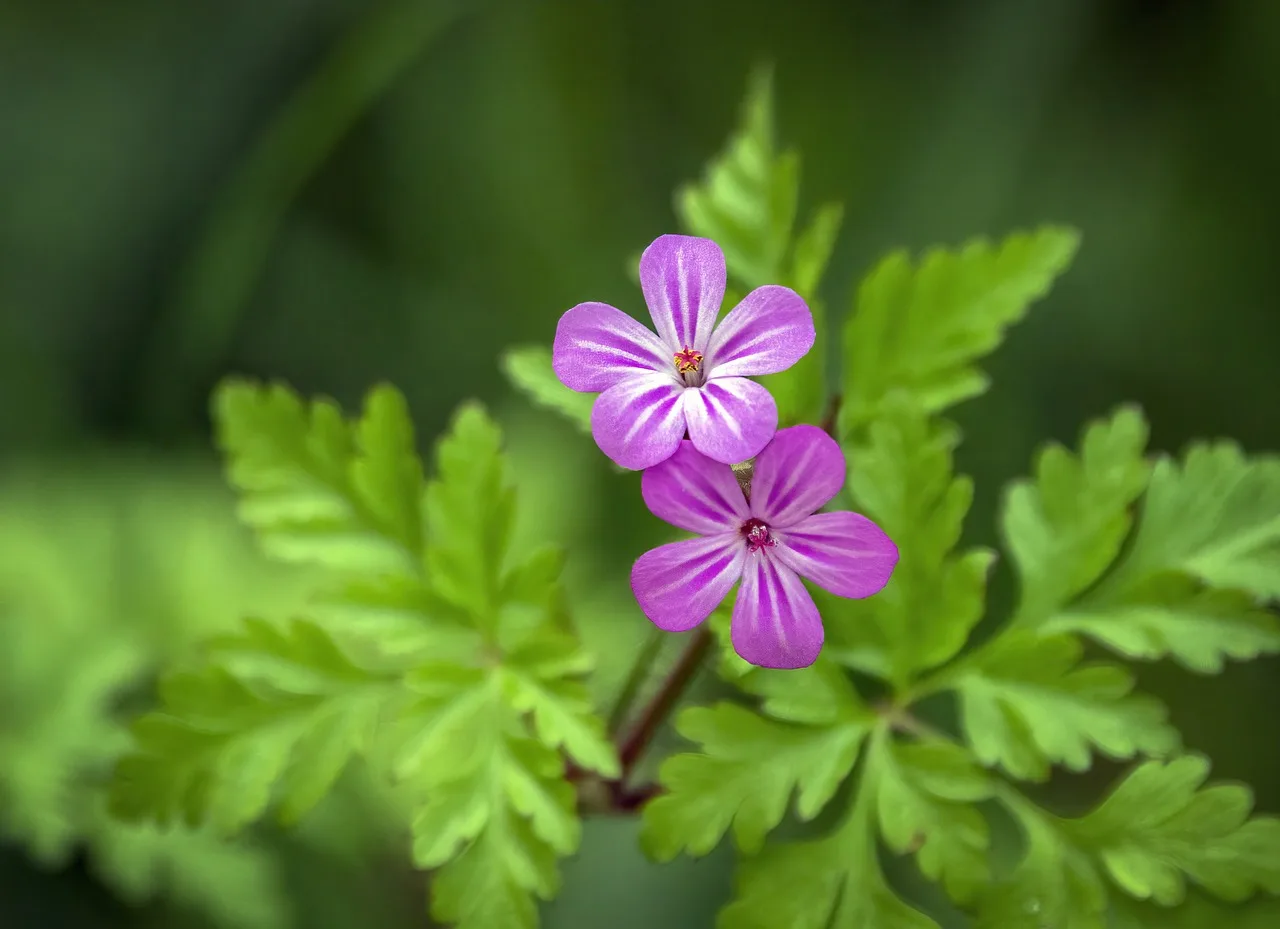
[[630, 425, 899, 670], [552, 234, 815, 470]]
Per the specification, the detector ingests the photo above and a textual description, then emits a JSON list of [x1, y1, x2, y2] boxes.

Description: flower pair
[[552, 234, 897, 669]]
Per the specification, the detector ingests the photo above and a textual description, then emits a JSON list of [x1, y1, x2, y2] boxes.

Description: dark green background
[[1, 0, 1277, 926]]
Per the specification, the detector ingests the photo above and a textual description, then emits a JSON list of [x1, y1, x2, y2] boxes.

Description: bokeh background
[[2, 0, 1278, 927]]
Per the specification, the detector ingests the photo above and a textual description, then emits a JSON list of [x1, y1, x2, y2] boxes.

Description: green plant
[[100, 68, 1280, 929]]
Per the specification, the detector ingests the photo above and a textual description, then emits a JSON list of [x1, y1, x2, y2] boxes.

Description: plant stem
[[615, 626, 713, 780], [820, 392, 842, 436], [605, 626, 666, 736]]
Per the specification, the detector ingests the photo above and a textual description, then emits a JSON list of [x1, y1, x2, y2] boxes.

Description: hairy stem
[[615, 626, 713, 780]]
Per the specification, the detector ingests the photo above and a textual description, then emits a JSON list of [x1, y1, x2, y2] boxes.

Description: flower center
[[740, 517, 776, 554], [673, 346, 703, 375]]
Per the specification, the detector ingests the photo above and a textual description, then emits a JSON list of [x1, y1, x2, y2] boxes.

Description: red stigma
[[673, 346, 703, 374], [740, 517, 776, 553]]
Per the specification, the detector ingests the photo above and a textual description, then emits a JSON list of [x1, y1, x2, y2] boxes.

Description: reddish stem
[[615, 627, 713, 778], [820, 392, 842, 437]]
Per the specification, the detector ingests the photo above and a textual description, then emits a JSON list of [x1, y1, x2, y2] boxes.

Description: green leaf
[[676, 65, 842, 427], [88, 810, 292, 929], [640, 661, 873, 860], [757, 202, 844, 426], [1095, 442, 1280, 600], [953, 632, 1178, 780], [1045, 575, 1280, 673], [981, 757, 1280, 926], [716, 728, 939, 929], [837, 396, 994, 684], [1111, 888, 1280, 929], [398, 668, 579, 929], [500, 628, 619, 778], [1003, 406, 1151, 627], [214, 379, 425, 575], [1067, 755, 1280, 906], [676, 64, 797, 290], [875, 739, 993, 903], [788, 202, 844, 301], [424, 402, 516, 626], [840, 226, 1081, 430], [109, 618, 392, 834], [501, 346, 594, 434], [976, 790, 1108, 929]]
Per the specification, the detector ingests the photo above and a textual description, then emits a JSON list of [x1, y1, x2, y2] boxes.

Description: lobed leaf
[[1100, 442, 1280, 600], [424, 402, 517, 626], [676, 64, 796, 290], [1002, 405, 1152, 628], [1053, 438, 1280, 673], [214, 379, 425, 575], [88, 812, 291, 929], [835, 396, 994, 685], [716, 728, 940, 929], [981, 757, 1280, 925], [1068, 755, 1280, 906], [840, 226, 1080, 430], [676, 64, 842, 426], [392, 403, 615, 929], [396, 666, 588, 929], [953, 632, 1178, 781], [874, 739, 993, 903], [109, 618, 393, 834], [1046, 575, 1280, 674], [640, 662, 872, 860]]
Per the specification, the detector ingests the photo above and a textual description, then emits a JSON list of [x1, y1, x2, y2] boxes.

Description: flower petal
[[683, 376, 777, 465], [590, 374, 687, 470], [553, 301, 671, 391], [730, 555, 824, 669], [631, 533, 745, 632], [639, 234, 726, 352], [773, 511, 899, 599], [705, 285, 815, 379], [641, 440, 750, 534], [749, 424, 845, 527]]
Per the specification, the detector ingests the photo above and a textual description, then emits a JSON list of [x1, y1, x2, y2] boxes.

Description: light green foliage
[[874, 739, 994, 903], [1046, 441, 1280, 670], [1047, 577, 1280, 673], [110, 618, 394, 833], [1104, 442, 1280, 598], [83, 74, 1280, 929], [675, 65, 844, 427], [980, 757, 1280, 927], [111, 383, 617, 929], [675, 65, 799, 292], [0, 461, 309, 928], [654, 151, 1279, 926], [839, 225, 1081, 431], [1002, 406, 1152, 627], [715, 729, 946, 929], [89, 807, 290, 929], [640, 662, 872, 859], [834, 395, 995, 684], [501, 346, 594, 434], [215, 379, 425, 575], [953, 631, 1178, 781]]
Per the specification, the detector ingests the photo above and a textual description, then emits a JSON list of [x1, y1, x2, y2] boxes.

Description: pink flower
[[552, 234, 815, 470], [630, 425, 899, 669]]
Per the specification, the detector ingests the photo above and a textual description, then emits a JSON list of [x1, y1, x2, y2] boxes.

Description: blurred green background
[[1, 0, 1277, 926]]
